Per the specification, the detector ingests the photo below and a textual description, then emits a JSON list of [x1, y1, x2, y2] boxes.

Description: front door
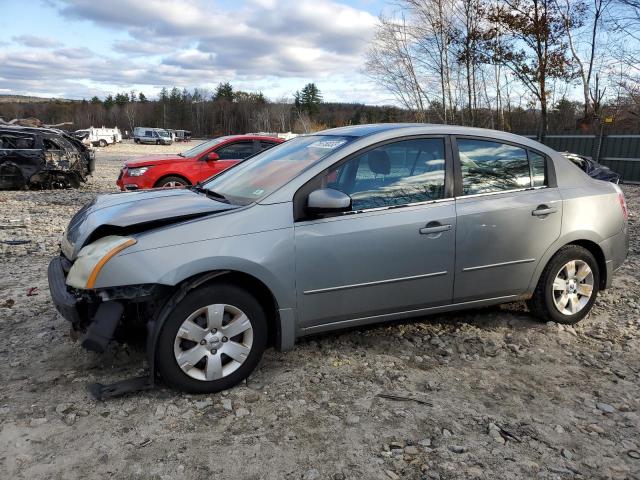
[[294, 137, 456, 329], [200, 140, 256, 179], [453, 138, 562, 302]]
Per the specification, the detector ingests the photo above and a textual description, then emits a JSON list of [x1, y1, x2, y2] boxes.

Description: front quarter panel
[[93, 202, 297, 309]]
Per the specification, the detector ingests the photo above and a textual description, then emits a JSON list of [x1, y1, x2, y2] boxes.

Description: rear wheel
[[155, 176, 189, 188], [98, 139, 107, 147], [155, 284, 267, 393], [528, 245, 599, 324]]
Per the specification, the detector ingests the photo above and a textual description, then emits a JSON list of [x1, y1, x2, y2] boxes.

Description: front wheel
[[155, 284, 267, 393], [528, 245, 599, 324], [155, 176, 189, 188], [98, 139, 108, 147]]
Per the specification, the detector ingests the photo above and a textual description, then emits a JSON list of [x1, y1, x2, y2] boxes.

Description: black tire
[[154, 175, 190, 188], [134, 138, 140, 144], [98, 139, 108, 147], [156, 283, 268, 393], [528, 245, 600, 324], [156, 140, 160, 145]]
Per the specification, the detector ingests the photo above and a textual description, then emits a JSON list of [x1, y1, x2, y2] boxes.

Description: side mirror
[[306, 188, 352, 215], [206, 152, 220, 161]]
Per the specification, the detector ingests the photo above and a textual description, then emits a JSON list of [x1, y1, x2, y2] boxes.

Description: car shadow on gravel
[[298, 301, 543, 347]]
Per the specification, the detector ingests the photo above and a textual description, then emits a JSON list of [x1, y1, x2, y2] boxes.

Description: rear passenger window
[[325, 138, 446, 210], [457, 139, 531, 195], [529, 151, 547, 187]]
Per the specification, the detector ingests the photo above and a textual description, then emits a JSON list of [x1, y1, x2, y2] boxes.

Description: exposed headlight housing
[[128, 166, 151, 177], [66, 236, 137, 289]]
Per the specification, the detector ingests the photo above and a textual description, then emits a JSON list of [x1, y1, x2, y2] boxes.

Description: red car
[[116, 135, 284, 190]]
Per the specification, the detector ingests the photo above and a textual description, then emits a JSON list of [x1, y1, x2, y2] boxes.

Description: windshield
[[180, 136, 231, 158], [202, 135, 352, 204]]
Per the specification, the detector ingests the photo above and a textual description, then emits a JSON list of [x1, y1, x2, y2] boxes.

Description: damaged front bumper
[[47, 255, 167, 352]]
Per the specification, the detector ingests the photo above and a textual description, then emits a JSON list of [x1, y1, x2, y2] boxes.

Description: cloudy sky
[[0, 0, 396, 104]]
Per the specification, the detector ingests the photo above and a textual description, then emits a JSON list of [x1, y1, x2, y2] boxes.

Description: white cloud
[[57, 0, 376, 75], [13, 35, 63, 48], [1, 0, 382, 102]]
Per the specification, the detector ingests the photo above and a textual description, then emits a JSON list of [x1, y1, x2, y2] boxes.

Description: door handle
[[532, 205, 558, 216], [419, 223, 452, 235]]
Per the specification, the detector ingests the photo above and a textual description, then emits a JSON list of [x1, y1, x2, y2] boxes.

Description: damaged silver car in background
[[0, 125, 95, 189]]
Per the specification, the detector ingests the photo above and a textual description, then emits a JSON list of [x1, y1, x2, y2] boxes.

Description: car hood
[[124, 154, 192, 167], [62, 188, 236, 260]]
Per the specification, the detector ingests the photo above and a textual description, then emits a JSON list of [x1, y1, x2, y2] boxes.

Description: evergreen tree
[[294, 83, 322, 116], [159, 87, 169, 102], [215, 82, 234, 101], [115, 92, 129, 106], [103, 94, 115, 109]]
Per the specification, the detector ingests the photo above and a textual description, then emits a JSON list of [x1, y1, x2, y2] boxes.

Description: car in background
[[50, 124, 628, 394], [172, 129, 191, 142], [116, 134, 284, 190], [0, 125, 94, 189], [133, 127, 173, 145], [563, 152, 621, 184], [74, 126, 122, 147]]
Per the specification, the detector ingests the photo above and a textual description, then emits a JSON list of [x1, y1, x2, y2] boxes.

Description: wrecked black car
[[0, 126, 95, 189], [563, 152, 621, 184]]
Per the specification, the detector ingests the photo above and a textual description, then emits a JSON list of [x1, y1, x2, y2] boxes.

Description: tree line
[[365, 0, 640, 138], [2, 0, 640, 142]]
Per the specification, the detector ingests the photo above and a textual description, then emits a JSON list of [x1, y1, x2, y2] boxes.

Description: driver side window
[[216, 141, 255, 160], [325, 138, 446, 211]]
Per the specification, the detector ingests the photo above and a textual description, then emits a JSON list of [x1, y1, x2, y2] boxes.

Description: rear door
[[294, 136, 456, 330], [452, 137, 562, 303]]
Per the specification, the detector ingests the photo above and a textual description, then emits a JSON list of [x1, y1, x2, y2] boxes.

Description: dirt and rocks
[[0, 142, 639, 480]]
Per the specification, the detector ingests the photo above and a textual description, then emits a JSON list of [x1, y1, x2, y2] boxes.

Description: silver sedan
[[49, 124, 629, 394]]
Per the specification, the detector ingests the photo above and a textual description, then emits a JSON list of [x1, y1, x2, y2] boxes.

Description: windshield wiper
[[177, 152, 185, 157], [190, 185, 230, 203]]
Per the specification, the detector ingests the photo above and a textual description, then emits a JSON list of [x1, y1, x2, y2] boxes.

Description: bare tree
[[366, 14, 430, 121], [484, 0, 576, 139], [407, 0, 457, 122], [124, 100, 137, 132], [272, 97, 293, 132], [555, 0, 611, 119]]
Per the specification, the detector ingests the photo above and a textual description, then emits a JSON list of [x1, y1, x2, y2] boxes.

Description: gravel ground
[[0, 143, 639, 480]]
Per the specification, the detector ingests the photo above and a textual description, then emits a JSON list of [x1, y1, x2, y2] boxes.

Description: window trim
[[451, 135, 557, 198], [293, 134, 454, 222]]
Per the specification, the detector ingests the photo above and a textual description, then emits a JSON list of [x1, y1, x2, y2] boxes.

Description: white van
[[74, 127, 122, 147], [133, 127, 173, 145]]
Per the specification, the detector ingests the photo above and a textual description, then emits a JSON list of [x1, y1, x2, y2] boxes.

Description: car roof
[[220, 134, 283, 142], [316, 123, 427, 137], [316, 123, 541, 144], [0, 125, 59, 135]]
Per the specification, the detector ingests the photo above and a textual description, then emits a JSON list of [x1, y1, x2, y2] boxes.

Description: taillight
[[618, 192, 628, 221]]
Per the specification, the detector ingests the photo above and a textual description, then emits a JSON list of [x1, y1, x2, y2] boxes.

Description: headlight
[[66, 236, 137, 289], [128, 167, 151, 177]]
